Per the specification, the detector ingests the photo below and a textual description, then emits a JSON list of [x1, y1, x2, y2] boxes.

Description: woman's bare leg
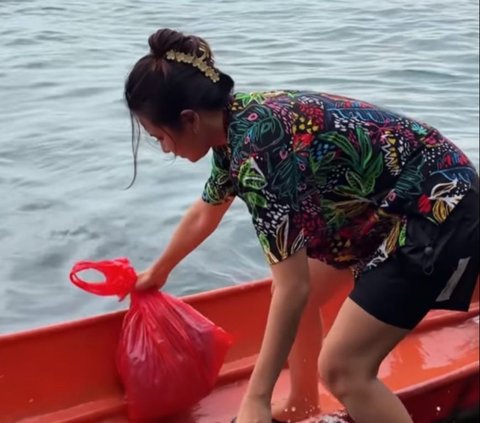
[[318, 298, 413, 423], [272, 260, 353, 422]]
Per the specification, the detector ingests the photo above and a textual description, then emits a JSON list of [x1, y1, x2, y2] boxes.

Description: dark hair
[[124, 28, 234, 187]]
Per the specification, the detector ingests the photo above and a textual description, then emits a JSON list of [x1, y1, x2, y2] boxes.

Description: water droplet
[[28, 398, 34, 403], [436, 406, 441, 412]]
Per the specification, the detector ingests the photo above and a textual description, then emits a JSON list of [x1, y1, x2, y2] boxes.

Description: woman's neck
[[202, 109, 229, 147]]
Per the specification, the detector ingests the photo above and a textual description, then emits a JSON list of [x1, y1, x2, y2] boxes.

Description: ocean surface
[[0, 0, 478, 334]]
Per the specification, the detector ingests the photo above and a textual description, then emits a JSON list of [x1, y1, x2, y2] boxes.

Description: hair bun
[[148, 28, 215, 65], [148, 29, 184, 57]]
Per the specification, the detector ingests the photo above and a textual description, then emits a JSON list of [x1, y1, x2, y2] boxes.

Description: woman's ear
[[180, 109, 201, 134]]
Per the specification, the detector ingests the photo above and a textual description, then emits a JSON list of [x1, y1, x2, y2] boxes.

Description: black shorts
[[350, 188, 479, 330]]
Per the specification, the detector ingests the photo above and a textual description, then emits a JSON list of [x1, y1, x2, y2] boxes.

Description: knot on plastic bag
[[69, 257, 137, 300]]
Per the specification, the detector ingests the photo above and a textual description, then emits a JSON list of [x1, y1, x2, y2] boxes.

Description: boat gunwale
[[0, 278, 272, 343]]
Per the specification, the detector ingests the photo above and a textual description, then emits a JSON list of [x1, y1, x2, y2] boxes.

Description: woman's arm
[[137, 197, 233, 289], [236, 248, 310, 421]]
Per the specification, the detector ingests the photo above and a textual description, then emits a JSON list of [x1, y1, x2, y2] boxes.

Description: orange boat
[[0, 278, 478, 423]]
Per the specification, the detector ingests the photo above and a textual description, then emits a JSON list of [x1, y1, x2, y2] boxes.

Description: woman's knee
[[318, 350, 347, 398], [317, 348, 376, 400]]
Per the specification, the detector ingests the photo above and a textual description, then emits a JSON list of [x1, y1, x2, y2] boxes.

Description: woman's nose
[[159, 140, 171, 153]]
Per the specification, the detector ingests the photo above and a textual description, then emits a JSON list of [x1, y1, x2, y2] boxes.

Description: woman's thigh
[[306, 259, 354, 330], [307, 259, 353, 306], [320, 297, 409, 378]]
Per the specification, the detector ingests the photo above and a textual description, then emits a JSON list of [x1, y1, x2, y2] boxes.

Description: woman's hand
[[135, 268, 168, 290], [235, 394, 271, 423]]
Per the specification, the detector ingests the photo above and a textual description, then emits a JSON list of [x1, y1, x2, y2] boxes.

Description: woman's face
[[138, 112, 211, 162]]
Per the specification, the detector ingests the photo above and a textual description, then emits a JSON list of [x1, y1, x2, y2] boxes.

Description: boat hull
[[0, 278, 478, 423]]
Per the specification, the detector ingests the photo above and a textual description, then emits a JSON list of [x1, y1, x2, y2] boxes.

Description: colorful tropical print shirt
[[202, 91, 478, 274]]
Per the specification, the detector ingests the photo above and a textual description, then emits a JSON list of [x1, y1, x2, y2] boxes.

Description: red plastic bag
[[119, 290, 232, 421], [69, 258, 233, 421]]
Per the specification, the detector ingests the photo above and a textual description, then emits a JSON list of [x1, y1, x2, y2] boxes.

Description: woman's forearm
[[246, 249, 310, 400], [247, 283, 309, 399], [150, 197, 233, 278]]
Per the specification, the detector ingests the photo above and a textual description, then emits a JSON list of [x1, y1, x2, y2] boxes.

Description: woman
[[125, 28, 479, 423]]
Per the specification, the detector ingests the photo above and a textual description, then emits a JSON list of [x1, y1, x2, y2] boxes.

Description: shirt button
[[424, 246, 434, 256]]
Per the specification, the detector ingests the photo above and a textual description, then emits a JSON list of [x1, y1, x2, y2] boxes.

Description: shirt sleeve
[[235, 105, 309, 265], [242, 156, 308, 265], [201, 146, 236, 205]]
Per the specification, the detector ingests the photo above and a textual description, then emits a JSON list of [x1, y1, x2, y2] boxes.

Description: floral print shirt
[[202, 91, 478, 274]]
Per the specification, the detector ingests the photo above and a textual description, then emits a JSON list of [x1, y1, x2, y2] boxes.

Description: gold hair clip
[[165, 48, 220, 83]]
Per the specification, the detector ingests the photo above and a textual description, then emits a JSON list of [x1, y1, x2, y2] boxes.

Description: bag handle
[[69, 257, 137, 301]]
